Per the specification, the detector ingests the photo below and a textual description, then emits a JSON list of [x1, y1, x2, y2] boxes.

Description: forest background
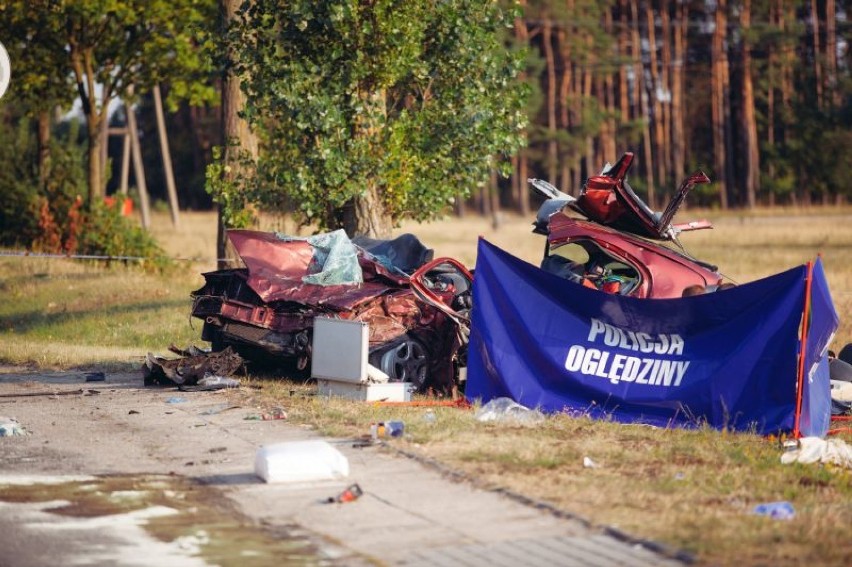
[[0, 0, 849, 252]]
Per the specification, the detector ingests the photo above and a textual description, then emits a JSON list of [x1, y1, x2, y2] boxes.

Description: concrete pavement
[[0, 368, 687, 566]]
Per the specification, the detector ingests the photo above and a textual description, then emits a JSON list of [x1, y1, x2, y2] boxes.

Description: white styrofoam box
[[311, 317, 369, 383], [317, 379, 413, 402], [254, 440, 349, 483]]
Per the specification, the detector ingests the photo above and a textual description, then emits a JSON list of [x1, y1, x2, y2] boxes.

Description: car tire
[[371, 335, 429, 390]]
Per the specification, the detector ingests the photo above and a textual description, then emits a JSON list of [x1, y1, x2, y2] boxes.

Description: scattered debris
[[255, 440, 349, 483], [582, 457, 600, 469], [475, 397, 546, 425], [752, 501, 795, 520], [165, 397, 188, 404], [780, 436, 852, 468], [422, 409, 437, 425], [263, 407, 287, 420], [371, 421, 404, 440], [243, 408, 287, 421], [178, 374, 241, 392], [0, 417, 27, 437], [326, 483, 363, 504], [198, 375, 240, 389], [143, 346, 244, 387], [128, 410, 141, 415], [199, 404, 239, 416]]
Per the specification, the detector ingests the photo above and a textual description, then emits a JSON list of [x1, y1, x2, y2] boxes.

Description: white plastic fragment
[[582, 456, 600, 469], [0, 417, 27, 437], [366, 364, 389, 384], [254, 440, 349, 483], [475, 397, 545, 424], [780, 436, 852, 468]]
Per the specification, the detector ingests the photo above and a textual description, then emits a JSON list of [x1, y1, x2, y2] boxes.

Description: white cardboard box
[[317, 379, 412, 402]]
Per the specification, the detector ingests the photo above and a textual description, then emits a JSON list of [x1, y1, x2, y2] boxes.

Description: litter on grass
[[780, 436, 852, 468], [475, 397, 545, 425]]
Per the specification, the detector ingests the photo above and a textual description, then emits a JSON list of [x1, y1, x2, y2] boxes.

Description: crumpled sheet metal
[[143, 346, 244, 386], [228, 229, 411, 306]]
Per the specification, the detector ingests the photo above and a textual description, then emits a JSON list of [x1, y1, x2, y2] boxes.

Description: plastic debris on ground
[[422, 409, 437, 425], [475, 397, 546, 425], [192, 374, 241, 390], [255, 440, 349, 483], [582, 456, 600, 469], [780, 436, 852, 468], [371, 421, 404, 440], [166, 397, 188, 404], [752, 501, 795, 520], [326, 483, 363, 504], [199, 404, 240, 416], [0, 417, 27, 437]]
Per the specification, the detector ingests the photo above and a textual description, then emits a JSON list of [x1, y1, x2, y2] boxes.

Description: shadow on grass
[[0, 298, 189, 334]]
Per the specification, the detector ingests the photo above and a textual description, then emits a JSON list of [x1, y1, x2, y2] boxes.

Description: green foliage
[[0, 112, 166, 266], [1, 0, 218, 203], [0, 1, 74, 115], [0, 114, 88, 247], [231, 0, 528, 230], [205, 145, 257, 229], [77, 200, 169, 268]]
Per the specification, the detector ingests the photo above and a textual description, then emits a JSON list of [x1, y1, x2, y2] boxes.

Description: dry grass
[[229, 379, 852, 566], [3, 207, 852, 565]]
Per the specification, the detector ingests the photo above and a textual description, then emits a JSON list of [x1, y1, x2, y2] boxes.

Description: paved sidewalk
[[0, 369, 687, 566]]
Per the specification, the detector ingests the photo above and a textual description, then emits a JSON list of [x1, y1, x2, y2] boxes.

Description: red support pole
[[793, 261, 814, 438]]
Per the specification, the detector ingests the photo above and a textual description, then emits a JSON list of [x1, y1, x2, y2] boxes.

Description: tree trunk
[[219, 0, 260, 267], [514, 5, 531, 214], [618, 0, 630, 125], [711, 0, 729, 209], [344, 88, 393, 238], [85, 112, 103, 203], [810, 0, 822, 108], [671, 0, 687, 182], [767, 1, 776, 184], [603, 9, 617, 162], [631, 0, 654, 207], [558, 26, 573, 193], [659, 1, 672, 184], [543, 18, 559, 183], [343, 180, 392, 238], [646, 3, 665, 191], [826, 0, 838, 107], [740, 0, 759, 208], [519, 151, 530, 211], [37, 111, 51, 187]]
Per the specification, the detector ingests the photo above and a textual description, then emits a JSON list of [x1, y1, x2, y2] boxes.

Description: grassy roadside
[[2, 209, 852, 564]]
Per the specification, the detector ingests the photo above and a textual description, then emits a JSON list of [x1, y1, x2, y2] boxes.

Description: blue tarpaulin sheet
[[466, 238, 838, 436]]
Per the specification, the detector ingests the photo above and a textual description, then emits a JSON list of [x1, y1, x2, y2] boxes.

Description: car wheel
[[376, 336, 429, 389]]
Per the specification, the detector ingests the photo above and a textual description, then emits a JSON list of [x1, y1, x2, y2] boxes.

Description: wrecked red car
[[530, 152, 723, 298], [191, 230, 472, 395]]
